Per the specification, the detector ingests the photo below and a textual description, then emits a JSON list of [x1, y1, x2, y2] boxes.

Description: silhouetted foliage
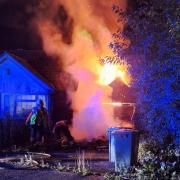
[[111, 0, 180, 144]]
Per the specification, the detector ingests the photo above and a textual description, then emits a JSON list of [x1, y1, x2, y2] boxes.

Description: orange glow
[[103, 102, 135, 106], [98, 63, 126, 86], [35, 0, 132, 140], [97, 57, 131, 86]]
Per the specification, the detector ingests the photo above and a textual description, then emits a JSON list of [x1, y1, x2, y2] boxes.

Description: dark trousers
[[30, 125, 43, 143]]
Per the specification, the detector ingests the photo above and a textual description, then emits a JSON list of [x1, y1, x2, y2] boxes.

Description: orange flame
[[99, 63, 128, 86], [97, 56, 131, 86], [34, 0, 130, 140]]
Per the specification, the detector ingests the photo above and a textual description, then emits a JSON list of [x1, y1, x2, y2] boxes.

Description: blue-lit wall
[[0, 53, 53, 119]]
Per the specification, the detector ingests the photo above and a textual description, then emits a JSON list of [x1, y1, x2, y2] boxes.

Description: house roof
[[0, 51, 54, 92]]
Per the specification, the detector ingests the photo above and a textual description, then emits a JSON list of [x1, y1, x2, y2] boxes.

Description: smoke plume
[[33, 0, 127, 140]]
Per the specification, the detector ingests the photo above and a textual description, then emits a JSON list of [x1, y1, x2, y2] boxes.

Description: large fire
[[34, 0, 131, 140], [98, 62, 130, 86]]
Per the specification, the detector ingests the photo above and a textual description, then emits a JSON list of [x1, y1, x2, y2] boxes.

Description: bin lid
[[112, 129, 139, 135], [107, 127, 121, 132]]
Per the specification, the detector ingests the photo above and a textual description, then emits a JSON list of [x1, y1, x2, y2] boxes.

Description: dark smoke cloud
[[0, 0, 126, 50], [0, 0, 72, 50], [53, 5, 74, 44], [0, 0, 6, 4], [0, 0, 39, 49]]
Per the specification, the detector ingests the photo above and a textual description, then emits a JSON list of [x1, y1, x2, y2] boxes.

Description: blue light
[[0, 52, 54, 119]]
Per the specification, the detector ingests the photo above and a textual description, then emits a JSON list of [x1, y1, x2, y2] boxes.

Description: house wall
[[0, 54, 53, 119], [0, 93, 50, 147], [0, 57, 49, 94], [0, 53, 53, 147], [0, 93, 49, 119]]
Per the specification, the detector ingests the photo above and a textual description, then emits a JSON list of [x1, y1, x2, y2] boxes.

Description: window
[[15, 95, 36, 118], [14, 94, 48, 119], [3, 94, 14, 117], [4, 95, 10, 114], [0, 94, 15, 118], [15, 101, 36, 118], [16, 95, 36, 100]]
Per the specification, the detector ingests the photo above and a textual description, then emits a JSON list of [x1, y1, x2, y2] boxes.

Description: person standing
[[26, 99, 49, 145]]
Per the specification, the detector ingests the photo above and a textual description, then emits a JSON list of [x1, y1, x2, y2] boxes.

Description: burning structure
[[31, 0, 135, 140], [0, 0, 135, 142]]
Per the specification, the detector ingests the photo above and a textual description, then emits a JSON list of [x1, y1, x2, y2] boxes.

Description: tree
[[111, 0, 180, 144]]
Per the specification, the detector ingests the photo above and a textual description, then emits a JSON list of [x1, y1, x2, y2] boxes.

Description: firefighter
[[52, 119, 74, 147], [26, 99, 49, 145]]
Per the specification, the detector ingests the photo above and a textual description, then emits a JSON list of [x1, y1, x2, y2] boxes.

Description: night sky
[[0, 0, 72, 50], [0, 0, 135, 51], [0, 0, 40, 49]]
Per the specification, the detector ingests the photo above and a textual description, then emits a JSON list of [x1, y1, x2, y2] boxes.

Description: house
[[0, 52, 54, 119]]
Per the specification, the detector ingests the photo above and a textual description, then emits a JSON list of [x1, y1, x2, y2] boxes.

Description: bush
[[111, 0, 179, 144]]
